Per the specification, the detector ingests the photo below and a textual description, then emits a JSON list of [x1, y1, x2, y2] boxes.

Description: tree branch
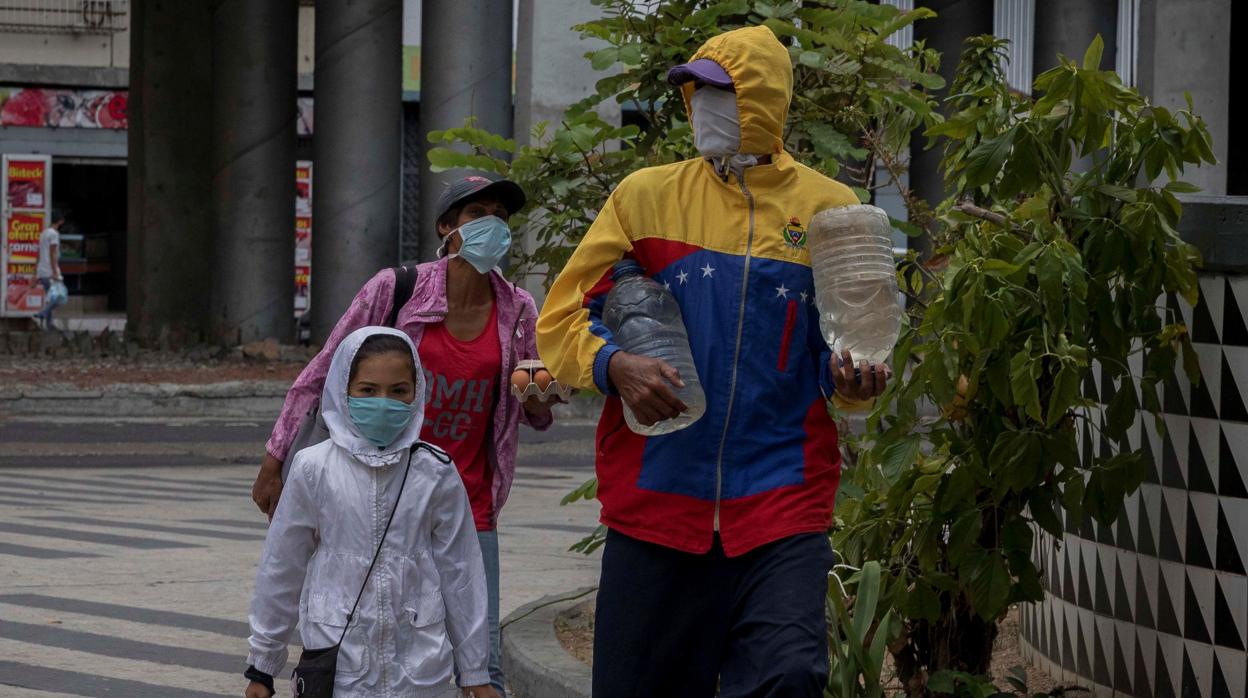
[[953, 201, 1009, 227]]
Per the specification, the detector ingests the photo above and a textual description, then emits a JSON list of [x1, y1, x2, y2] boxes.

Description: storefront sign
[[1, 154, 52, 317], [6, 159, 47, 209]]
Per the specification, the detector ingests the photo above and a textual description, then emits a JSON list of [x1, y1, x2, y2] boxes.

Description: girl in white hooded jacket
[[244, 327, 497, 698]]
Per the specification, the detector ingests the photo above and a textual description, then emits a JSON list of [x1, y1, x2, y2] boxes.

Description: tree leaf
[[1164, 180, 1202, 193], [965, 549, 1012, 620], [904, 582, 942, 622], [1095, 184, 1138, 203], [1028, 489, 1063, 538], [1105, 379, 1139, 439], [851, 561, 881, 642], [1047, 364, 1081, 427], [1010, 345, 1043, 423], [947, 511, 982, 566], [962, 129, 1016, 189], [1083, 34, 1105, 70], [982, 259, 1020, 277], [880, 434, 922, 478]]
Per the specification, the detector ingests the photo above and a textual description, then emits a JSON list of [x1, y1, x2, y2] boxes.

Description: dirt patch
[[554, 598, 595, 667], [555, 601, 1069, 693], [990, 606, 1059, 694], [0, 355, 305, 388]]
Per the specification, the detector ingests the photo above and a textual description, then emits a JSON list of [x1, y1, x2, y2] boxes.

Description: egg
[[511, 369, 532, 391], [534, 369, 554, 391]]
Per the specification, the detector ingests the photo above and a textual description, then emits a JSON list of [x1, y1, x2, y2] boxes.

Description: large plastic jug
[[809, 204, 902, 365], [602, 260, 707, 435]]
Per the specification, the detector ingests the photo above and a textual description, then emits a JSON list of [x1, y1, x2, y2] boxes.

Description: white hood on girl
[[321, 326, 427, 467]]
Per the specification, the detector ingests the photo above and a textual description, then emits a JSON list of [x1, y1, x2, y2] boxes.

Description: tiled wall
[[1021, 273, 1248, 697]]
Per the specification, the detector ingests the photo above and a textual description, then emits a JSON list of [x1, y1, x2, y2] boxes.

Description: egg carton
[[510, 359, 573, 402]]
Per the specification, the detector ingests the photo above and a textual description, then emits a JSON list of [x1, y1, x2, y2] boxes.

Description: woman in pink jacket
[[251, 175, 553, 697]]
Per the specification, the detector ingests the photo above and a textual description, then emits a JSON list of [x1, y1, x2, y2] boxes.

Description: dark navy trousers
[[591, 529, 835, 698]]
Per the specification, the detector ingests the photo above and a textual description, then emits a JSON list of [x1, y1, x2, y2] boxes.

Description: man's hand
[[607, 351, 688, 426], [831, 349, 892, 401], [244, 680, 274, 698], [252, 454, 284, 520], [462, 686, 501, 698]]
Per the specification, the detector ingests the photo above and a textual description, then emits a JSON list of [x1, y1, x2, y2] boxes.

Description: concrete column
[[513, 0, 619, 304], [1032, 0, 1117, 75], [126, 0, 215, 345], [419, 0, 514, 261], [310, 0, 402, 343], [209, 0, 297, 345], [1136, 0, 1230, 194], [908, 0, 994, 258]]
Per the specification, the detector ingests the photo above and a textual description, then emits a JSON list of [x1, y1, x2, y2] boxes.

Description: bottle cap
[[612, 259, 644, 281]]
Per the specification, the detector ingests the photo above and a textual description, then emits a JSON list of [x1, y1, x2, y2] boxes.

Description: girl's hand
[[245, 680, 274, 698], [462, 685, 501, 698]]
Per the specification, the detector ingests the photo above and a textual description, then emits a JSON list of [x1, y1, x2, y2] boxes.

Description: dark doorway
[[51, 162, 127, 312]]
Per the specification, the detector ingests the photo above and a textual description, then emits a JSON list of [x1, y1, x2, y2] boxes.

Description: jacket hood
[[322, 326, 427, 467], [680, 25, 793, 155]]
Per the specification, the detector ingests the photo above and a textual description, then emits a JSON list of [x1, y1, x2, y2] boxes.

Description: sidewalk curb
[[501, 587, 595, 698], [0, 381, 606, 420], [0, 381, 292, 418]]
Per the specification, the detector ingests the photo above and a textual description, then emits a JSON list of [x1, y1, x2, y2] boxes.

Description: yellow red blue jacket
[[536, 26, 861, 557]]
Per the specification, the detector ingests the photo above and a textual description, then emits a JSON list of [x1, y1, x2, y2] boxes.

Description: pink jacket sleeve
[[265, 270, 397, 461], [518, 294, 554, 431]]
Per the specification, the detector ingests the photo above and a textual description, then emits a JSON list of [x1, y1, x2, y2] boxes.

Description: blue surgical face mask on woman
[[442, 215, 513, 274], [347, 396, 414, 448]]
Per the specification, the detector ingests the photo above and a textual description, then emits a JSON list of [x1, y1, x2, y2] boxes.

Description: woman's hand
[[522, 394, 557, 417], [245, 680, 274, 698], [462, 685, 501, 698], [251, 454, 284, 519]]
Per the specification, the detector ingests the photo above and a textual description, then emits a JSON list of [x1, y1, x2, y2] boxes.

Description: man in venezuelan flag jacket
[[536, 25, 891, 696]]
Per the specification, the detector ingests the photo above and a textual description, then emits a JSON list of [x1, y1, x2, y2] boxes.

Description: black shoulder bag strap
[[386, 265, 420, 328]]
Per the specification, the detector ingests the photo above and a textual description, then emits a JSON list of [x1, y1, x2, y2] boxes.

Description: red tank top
[[419, 302, 501, 531]]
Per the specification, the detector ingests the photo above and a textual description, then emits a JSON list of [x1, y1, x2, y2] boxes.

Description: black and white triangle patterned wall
[[1022, 276, 1248, 697]]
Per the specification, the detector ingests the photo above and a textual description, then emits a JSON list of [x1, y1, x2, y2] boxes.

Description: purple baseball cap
[[666, 58, 734, 89], [435, 174, 526, 220]]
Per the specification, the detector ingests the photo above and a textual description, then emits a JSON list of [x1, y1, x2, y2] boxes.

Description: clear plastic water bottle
[[603, 260, 707, 435], [809, 204, 902, 365]]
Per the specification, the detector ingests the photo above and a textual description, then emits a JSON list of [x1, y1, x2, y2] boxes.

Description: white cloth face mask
[[691, 86, 741, 158]]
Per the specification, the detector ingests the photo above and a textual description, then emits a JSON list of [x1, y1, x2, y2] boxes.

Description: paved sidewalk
[[0, 415, 601, 697]]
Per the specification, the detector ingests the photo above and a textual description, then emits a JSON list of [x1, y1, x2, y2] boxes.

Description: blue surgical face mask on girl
[[347, 396, 415, 449], [441, 215, 513, 274]]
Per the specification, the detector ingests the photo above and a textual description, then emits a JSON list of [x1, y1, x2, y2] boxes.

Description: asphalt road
[[0, 414, 601, 697]]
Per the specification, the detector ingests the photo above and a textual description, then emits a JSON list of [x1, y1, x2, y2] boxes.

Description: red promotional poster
[[0, 88, 128, 129], [5, 211, 46, 314], [295, 265, 311, 314], [6, 159, 47, 210], [295, 161, 313, 317]]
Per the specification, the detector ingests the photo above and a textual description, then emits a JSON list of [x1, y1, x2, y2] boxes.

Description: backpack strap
[[387, 265, 419, 328]]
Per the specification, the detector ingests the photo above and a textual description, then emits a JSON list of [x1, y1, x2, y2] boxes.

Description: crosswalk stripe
[[0, 659, 230, 698], [0, 594, 249, 638], [28, 516, 266, 543], [0, 521, 202, 550]]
